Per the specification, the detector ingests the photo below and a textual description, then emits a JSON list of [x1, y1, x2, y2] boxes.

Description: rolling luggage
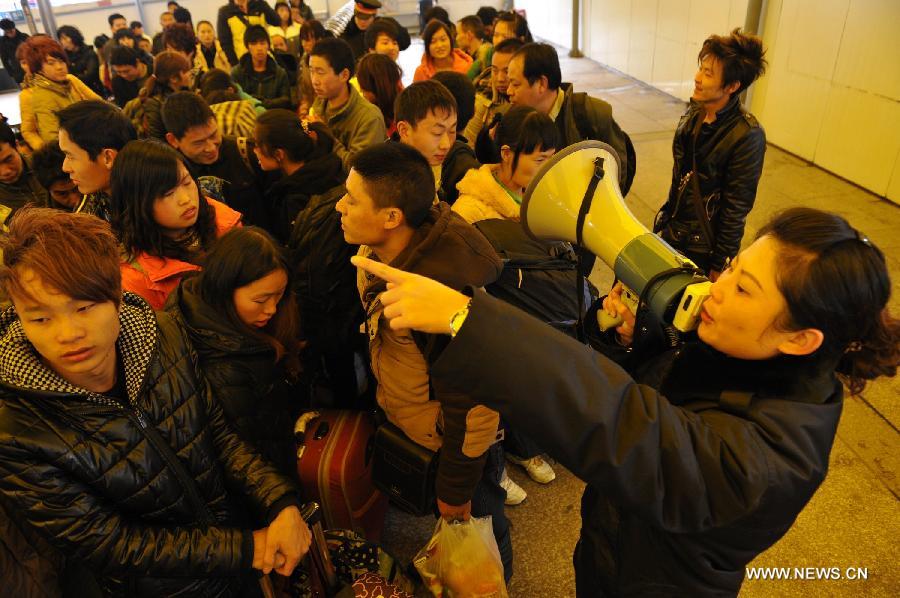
[[296, 411, 389, 542], [284, 503, 419, 598]]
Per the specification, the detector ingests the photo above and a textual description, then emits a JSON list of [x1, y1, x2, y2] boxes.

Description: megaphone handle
[[597, 310, 624, 332]]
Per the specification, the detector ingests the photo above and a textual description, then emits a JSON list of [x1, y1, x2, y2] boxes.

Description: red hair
[[0, 208, 122, 306], [20, 36, 68, 76]]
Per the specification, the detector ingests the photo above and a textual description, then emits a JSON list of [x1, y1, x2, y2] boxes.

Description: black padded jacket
[[0, 293, 300, 597], [166, 275, 299, 480], [659, 95, 766, 272]]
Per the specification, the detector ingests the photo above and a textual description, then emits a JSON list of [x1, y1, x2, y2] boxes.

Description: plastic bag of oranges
[[413, 516, 508, 598]]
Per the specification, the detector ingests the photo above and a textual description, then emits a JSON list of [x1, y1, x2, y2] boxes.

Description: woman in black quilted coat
[[0, 209, 310, 597], [166, 227, 303, 482]]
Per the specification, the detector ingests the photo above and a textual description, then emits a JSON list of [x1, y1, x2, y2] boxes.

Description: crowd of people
[[0, 2, 897, 597]]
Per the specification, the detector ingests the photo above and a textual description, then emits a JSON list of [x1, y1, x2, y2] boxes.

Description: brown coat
[[358, 203, 503, 504]]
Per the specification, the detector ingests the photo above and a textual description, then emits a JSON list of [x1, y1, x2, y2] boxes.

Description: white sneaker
[[500, 469, 527, 506], [508, 455, 556, 484]]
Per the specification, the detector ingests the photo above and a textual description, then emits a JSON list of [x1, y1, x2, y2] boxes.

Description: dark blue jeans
[[470, 441, 513, 582]]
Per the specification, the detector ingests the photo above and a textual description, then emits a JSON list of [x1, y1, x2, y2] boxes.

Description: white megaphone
[[522, 140, 711, 333]]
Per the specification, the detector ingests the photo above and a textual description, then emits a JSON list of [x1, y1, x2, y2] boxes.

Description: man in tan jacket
[[337, 142, 513, 582]]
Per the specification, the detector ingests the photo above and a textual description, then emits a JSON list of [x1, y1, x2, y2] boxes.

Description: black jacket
[[166, 276, 298, 479], [0, 30, 28, 83], [440, 138, 480, 205], [288, 183, 363, 406], [0, 293, 300, 597], [658, 96, 766, 272], [231, 53, 292, 110], [340, 16, 411, 61], [431, 290, 843, 597], [66, 44, 104, 97], [184, 135, 274, 230], [266, 128, 344, 242]]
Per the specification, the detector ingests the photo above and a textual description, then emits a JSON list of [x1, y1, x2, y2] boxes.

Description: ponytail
[[758, 207, 899, 395], [474, 105, 560, 171]]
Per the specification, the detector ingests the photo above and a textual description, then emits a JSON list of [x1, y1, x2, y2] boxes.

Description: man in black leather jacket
[[0, 209, 310, 596], [656, 29, 767, 279]]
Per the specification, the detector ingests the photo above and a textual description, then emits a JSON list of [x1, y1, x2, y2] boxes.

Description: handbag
[[371, 421, 439, 517]]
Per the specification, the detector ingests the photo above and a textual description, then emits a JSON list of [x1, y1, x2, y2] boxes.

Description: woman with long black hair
[[110, 140, 241, 310], [351, 207, 899, 597], [166, 227, 301, 480]]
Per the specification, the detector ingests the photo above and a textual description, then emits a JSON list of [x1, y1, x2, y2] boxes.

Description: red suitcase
[[296, 411, 389, 541]]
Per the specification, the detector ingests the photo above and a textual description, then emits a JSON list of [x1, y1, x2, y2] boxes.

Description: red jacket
[[413, 49, 473, 82], [121, 199, 242, 310]]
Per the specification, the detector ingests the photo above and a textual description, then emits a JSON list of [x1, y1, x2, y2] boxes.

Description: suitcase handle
[[301, 502, 340, 594]]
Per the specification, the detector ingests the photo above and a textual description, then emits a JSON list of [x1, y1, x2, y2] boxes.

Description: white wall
[[581, 0, 749, 100], [513, 0, 573, 48], [749, 0, 900, 203]]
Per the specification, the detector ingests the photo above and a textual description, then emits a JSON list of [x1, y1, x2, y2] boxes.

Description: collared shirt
[[548, 88, 566, 122]]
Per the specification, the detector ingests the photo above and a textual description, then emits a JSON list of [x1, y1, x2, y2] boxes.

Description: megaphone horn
[[522, 141, 711, 332]]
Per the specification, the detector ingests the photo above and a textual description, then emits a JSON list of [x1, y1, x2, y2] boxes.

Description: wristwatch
[[448, 299, 472, 339]]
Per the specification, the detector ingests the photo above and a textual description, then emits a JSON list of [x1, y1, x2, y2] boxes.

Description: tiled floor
[[383, 42, 900, 597]]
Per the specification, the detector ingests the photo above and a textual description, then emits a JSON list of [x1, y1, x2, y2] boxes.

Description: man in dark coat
[[337, 143, 513, 581], [655, 29, 767, 279], [163, 92, 274, 230], [230, 25, 291, 109], [0, 209, 311, 596], [506, 42, 633, 190], [0, 19, 27, 84], [0, 120, 44, 225]]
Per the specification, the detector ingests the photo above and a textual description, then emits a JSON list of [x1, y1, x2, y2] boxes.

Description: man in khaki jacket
[[337, 142, 512, 582]]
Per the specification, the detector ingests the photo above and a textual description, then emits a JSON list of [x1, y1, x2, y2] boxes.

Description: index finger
[[350, 256, 413, 284]]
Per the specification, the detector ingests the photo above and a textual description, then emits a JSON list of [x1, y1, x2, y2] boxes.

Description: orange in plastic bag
[[413, 516, 509, 598]]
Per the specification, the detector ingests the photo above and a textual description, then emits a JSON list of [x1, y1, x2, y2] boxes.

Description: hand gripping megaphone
[[521, 141, 711, 333]]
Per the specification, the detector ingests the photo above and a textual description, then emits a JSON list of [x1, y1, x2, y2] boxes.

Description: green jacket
[[312, 85, 386, 173], [231, 54, 291, 110]]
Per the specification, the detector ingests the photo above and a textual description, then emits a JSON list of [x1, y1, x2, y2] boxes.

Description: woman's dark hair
[[206, 89, 241, 104], [198, 68, 233, 96], [56, 25, 85, 48], [422, 7, 451, 28], [757, 207, 899, 395], [299, 19, 327, 42], [163, 22, 198, 54], [475, 104, 560, 172], [422, 19, 455, 60], [93, 34, 110, 51], [494, 11, 532, 43], [432, 71, 475, 135], [196, 20, 215, 35], [255, 109, 315, 162], [356, 52, 402, 128], [699, 28, 767, 95], [113, 28, 137, 44], [139, 50, 190, 101], [198, 227, 301, 369], [109, 140, 216, 262], [30, 141, 68, 189], [364, 18, 399, 50], [274, 1, 291, 25]]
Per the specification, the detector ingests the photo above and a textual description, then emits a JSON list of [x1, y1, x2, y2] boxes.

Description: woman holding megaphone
[[350, 207, 899, 597]]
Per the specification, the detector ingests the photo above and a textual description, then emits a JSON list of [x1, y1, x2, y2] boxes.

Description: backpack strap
[[236, 136, 253, 171], [570, 92, 597, 141]]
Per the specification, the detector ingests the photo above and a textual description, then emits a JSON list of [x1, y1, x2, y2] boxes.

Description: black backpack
[[571, 92, 637, 196], [473, 219, 595, 337]]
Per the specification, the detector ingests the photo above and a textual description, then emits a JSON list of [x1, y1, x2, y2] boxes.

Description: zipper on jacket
[[124, 403, 216, 526]]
